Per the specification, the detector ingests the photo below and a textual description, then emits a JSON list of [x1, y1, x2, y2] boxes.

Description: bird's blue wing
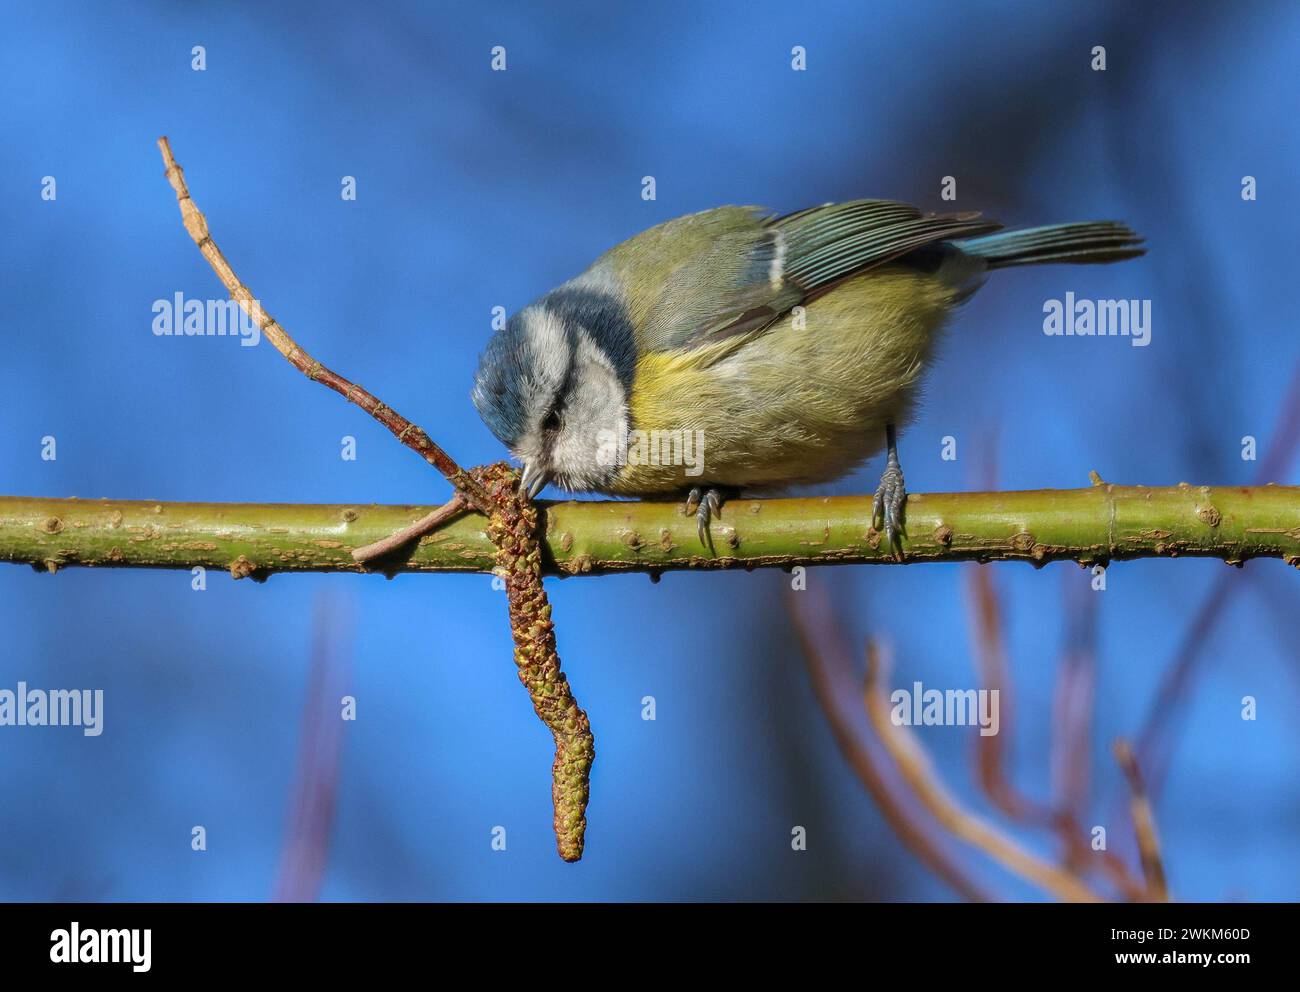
[[597, 200, 1003, 356]]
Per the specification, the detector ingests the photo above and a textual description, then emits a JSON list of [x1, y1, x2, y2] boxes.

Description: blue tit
[[472, 200, 1143, 547]]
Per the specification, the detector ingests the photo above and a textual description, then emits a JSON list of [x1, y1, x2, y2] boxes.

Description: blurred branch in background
[[1113, 739, 1168, 902], [1052, 572, 1100, 871], [789, 588, 992, 902], [791, 580, 1167, 903], [1249, 568, 1300, 699], [862, 640, 1104, 903], [273, 591, 352, 902]]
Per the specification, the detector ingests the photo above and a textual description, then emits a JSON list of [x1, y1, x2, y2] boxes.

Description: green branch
[[5, 482, 1298, 578]]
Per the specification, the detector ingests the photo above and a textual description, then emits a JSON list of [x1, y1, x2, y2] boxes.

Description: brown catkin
[[479, 463, 594, 862]]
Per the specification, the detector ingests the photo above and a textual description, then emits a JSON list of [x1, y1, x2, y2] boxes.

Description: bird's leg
[[684, 485, 738, 551], [872, 423, 907, 555]]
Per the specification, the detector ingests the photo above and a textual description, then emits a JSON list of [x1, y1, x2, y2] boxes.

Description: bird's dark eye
[[542, 407, 561, 433]]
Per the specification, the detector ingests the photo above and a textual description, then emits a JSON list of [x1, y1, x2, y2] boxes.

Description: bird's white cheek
[[557, 385, 629, 489], [550, 422, 615, 490], [509, 430, 545, 472]]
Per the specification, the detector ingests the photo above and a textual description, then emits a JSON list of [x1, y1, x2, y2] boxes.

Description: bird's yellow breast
[[608, 264, 962, 495]]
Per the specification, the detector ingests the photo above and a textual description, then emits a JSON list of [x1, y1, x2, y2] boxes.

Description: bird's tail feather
[[956, 221, 1145, 269]]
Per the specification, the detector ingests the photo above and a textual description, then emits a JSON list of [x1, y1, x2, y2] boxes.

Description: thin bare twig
[[863, 641, 1104, 903], [351, 494, 468, 563], [156, 136, 492, 516]]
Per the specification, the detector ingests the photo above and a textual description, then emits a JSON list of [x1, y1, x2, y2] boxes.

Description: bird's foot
[[872, 457, 907, 557], [684, 486, 734, 551]]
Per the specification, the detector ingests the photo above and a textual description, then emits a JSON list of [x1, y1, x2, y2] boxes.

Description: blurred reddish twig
[[1052, 573, 1098, 864], [967, 431, 1045, 816], [273, 592, 352, 902], [965, 566, 1054, 823], [963, 434, 1052, 822]]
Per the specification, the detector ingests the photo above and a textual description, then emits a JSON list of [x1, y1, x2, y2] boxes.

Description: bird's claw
[[685, 487, 724, 551], [873, 460, 906, 557]]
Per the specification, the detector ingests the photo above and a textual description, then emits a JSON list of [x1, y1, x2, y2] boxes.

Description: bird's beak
[[520, 461, 551, 500]]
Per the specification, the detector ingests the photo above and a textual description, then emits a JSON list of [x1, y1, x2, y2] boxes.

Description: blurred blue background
[[0, 0, 1296, 901]]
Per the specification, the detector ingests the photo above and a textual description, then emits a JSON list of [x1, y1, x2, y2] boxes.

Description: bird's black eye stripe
[[542, 405, 562, 432]]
